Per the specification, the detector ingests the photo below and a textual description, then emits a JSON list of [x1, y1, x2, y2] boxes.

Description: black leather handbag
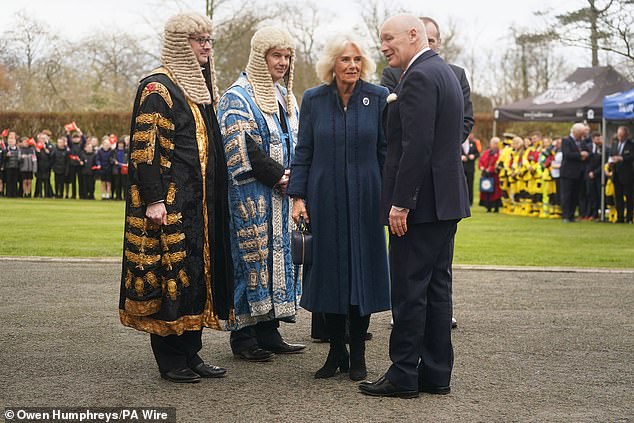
[[291, 216, 312, 265]]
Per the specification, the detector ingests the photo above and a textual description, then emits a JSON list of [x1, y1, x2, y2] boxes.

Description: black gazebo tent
[[494, 66, 633, 123]]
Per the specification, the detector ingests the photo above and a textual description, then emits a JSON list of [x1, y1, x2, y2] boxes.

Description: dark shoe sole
[[233, 354, 275, 362], [359, 388, 419, 399], [419, 386, 451, 395], [160, 374, 201, 383]]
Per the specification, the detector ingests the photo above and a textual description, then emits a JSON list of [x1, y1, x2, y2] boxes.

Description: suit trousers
[[586, 177, 601, 219], [560, 176, 583, 220], [150, 329, 204, 374], [464, 171, 474, 205], [229, 319, 283, 353], [613, 179, 634, 223], [386, 220, 457, 390]]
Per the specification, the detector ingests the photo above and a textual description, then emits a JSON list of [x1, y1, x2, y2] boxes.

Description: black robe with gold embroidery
[[119, 68, 234, 336]]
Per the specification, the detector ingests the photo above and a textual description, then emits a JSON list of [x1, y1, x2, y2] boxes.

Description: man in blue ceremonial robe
[[218, 26, 305, 362]]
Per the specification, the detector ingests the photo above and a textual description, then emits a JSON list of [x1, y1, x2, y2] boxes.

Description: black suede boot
[[349, 307, 370, 381], [315, 313, 349, 378]]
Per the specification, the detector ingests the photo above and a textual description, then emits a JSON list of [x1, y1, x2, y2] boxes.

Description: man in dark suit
[[585, 132, 604, 220], [359, 14, 470, 399], [380, 16, 475, 144], [610, 126, 634, 223], [381, 15, 474, 330], [560, 123, 590, 222]]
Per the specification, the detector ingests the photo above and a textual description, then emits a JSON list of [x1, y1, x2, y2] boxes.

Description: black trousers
[[150, 329, 204, 374], [5, 168, 19, 197], [560, 176, 583, 220], [386, 220, 457, 391], [34, 171, 53, 198], [229, 319, 283, 354], [613, 178, 634, 223], [464, 171, 474, 205], [112, 174, 124, 200], [54, 172, 65, 198], [586, 177, 601, 219], [83, 175, 95, 199], [67, 166, 81, 198]]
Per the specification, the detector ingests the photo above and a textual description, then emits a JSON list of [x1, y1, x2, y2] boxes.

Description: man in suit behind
[[359, 14, 470, 399], [560, 123, 590, 222], [610, 126, 634, 223]]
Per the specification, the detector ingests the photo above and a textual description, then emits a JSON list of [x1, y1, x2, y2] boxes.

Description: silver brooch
[[362, 97, 370, 106]]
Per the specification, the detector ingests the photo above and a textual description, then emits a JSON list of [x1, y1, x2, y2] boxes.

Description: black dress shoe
[[192, 362, 227, 378], [160, 368, 201, 383], [234, 346, 275, 362], [419, 384, 451, 395], [264, 341, 306, 354], [358, 376, 419, 399]]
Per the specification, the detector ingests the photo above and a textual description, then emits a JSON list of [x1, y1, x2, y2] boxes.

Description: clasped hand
[[389, 206, 409, 237]]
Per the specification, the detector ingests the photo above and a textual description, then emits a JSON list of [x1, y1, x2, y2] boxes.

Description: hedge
[[0, 111, 133, 139]]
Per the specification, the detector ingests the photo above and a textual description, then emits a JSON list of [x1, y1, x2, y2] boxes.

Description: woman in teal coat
[[287, 34, 390, 381]]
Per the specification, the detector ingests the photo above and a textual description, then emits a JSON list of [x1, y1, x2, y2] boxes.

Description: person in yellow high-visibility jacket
[[538, 138, 557, 218], [509, 137, 526, 215], [496, 135, 515, 214], [604, 162, 618, 223]]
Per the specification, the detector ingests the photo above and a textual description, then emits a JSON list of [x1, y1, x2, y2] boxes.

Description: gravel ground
[[1, 260, 632, 423]]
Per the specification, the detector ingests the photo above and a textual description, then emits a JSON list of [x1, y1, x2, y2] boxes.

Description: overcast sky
[[0, 0, 585, 47], [1, 0, 597, 93]]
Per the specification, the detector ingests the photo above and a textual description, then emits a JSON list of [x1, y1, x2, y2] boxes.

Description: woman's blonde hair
[[315, 33, 376, 84]]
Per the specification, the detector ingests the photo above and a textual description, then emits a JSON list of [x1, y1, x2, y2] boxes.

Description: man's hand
[[389, 206, 409, 237], [145, 202, 167, 226], [275, 169, 290, 196], [291, 198, 309, 224], [580, 151, 589, 160], [461, 155, 467, 162]]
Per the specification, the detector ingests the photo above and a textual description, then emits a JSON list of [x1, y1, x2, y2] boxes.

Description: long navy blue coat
[[287, 80, 391, 316]]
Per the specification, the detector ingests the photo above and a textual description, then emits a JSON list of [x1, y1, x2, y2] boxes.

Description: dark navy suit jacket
[[561, 135, 590, 179], [381, 50, 471, 224]]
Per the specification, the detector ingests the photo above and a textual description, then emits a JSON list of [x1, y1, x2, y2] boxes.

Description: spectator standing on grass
[[550, 137, 563, 219], [610, 126, 634, 224], [3, 132, 20, 198], [19, 136, 37, 198], [585, 132, 604, 221], [538, 137, 557, 218], [0, 138, 5, 196], [51, 137, 70, 198], [462, 133, 480, 205], [79, 142, 96, 200], [560, 123, 590, 223], [478, 137, 502, 212], [34, 132, 54, 198], [95, 138, 113, 199], [66, 128, 86, 199], [111, 139, 129, 201]]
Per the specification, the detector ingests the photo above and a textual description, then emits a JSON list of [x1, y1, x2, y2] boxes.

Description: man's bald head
[[380, 14, 429, 70], [571, 123, 586, 140]]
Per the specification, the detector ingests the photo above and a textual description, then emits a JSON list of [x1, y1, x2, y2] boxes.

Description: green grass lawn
[[0, 197, 632, 268]]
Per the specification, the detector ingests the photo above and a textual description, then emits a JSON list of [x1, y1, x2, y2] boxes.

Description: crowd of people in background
[[469, 123, 633, 224], [0, 124, 130, 200]]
